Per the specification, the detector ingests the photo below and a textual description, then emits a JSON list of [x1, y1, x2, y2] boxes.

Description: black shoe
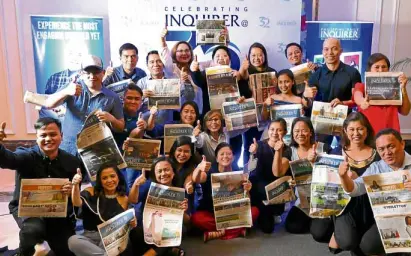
[[329, 247, 343, 254]]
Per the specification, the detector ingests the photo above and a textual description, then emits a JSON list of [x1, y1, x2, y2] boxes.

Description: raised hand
[[190, 54, 200, 72], [65, 81, 82, 97], [242, 176, 252, 192], [307, 142, 318, 162], [134, 169, 147, 187], [160, 25, 168, 39], [274, 134, 285, 151], [338, 156, 352, 178], [72, 168, 82, 186], [240, 55, 250, 71], [185, 180, 194, 194], [0, 122, 6, 141], [248, 138, 258, 154], [399, 73, 408, 89], [136, 112, 147, 131], [180, 66, 190, 83], [303, 81, 317, 99], [306, 59, 317, 71], [198, 155, 211, 173], [263, 96, 274, 107], [150, 102, 159, 116], [193, 120, 201, 137], [360, 95, 370, 110], [105, 60, 114, 77]]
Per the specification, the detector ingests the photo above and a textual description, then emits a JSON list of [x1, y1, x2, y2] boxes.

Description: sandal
[[204, 230, 226, 243]]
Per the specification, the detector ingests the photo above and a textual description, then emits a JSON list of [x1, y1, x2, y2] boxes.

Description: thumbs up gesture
[[307, 142, 318, 163], [190, 54, 199, 72], [193, 120, 202, 137], [198, 155, 211, 173], [134, 169, 147, 187], [160, 24, 168, 39], [105, 60, 114, 77], [136, 112, 147, 131], [0, 122, 6, 141], [302, 81, 317, 99], [360, 95, 370, 110], [150, 102, 159, 116], [72, 168, 83, 186], [185, 180, 194, 194], [249, 138, 258, 154], [180, 66, 190, 83], [240, 54, 250, 72], [65, 78, 82, 97], [274, 134, 285, 151], [338, 156, 352, 179]]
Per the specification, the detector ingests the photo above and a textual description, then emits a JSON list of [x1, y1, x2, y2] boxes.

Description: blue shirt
[[102, 66, 147, 86], [60, 81, 124, 156], [113, 109, 149, 151], [45, 69, 79, 94], [308, 62, 361, 103]]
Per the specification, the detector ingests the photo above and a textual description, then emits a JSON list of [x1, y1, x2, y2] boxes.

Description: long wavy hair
[[341, 112, 375, 150], [169, 136, 199, 171], [94, 163, 127, 197]]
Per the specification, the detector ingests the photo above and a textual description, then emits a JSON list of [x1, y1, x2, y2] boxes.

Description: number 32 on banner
[[259, 17, 270, 28]]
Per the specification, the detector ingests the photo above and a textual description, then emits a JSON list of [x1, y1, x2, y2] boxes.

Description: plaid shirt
[[45, 69, 79, 94]]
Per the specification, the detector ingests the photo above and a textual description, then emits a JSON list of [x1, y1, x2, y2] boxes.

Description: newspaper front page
[[97, 209, 135, 256], [363, 170, 411, 253], [211, 171, 252, 230], [196, 20, 226, 45], [290, 159, 313, 215], [249, 72, 277, 104], [106, 79, 131, 104], [290, 63, 311, 95], [205, 65, 240, 110], [163, 124, 193, 155], [147, 79, 180, 110], [365, 72, 402, 106], [18, 178, 69, 218], [270, 104, 302, 144], [123, 138, 161, 169], [263, 176, 295, 205], [222, 99, 258, 131], [311, 101, 348, 136], [77, 110, 127, 181], [143, 182, 186, 247], [310, 154, 350, 218]]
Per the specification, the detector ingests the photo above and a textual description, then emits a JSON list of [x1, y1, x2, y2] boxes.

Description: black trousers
[[285, 206, 311, 234], [17, 216, 75, 256]]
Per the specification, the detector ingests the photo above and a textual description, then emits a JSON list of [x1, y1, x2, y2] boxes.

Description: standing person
[[102, 43, 146, 86], [191, 142, 259, 242], [248, 118, 292, 233], [339, 128, 411, 256], [0, 118, 80, 256], [284, 117, 331, 234], [44, 55, 125, 156], [353, 53, 410, 133]]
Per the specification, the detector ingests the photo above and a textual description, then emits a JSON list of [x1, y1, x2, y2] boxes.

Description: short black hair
[[34, 117, 62, 132], [169, 136, 199, 171], [124, 81, 143, 96], [149, 156, 177, 185], [366, 53, 391, 72], [180, 101, 200, 126], [215, 142, 233, 157], [212, 46, 231, 60], [285, 42, 302, 58], [275, 69, 298, 95], [269, 118, 288, 134], [376, 128, 402, 142], [119, 43, 138, 56], [146, 50, 161, 64]]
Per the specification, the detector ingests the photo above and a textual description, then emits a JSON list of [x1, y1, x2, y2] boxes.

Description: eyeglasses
[[176, 49, 190, 54]]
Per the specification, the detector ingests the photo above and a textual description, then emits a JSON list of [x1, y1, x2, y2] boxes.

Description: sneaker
[[274, 215, 282, 224]]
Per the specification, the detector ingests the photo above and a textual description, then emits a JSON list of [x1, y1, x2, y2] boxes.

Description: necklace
[[104, 193, 118, 199]]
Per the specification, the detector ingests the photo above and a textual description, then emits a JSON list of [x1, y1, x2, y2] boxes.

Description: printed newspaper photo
[[263, 176, 295, 205], [143, 182, 186, 247], [290, 159, 313, 215], [222, 99, 258, 131], [147, 79, 180, 110], [211, 171, 252, 230], [18, 178, 69, 218], [105, 79, 131, 104], [98, 209, 135, 256], [205, 65, 240, 110], [365, 72, 402, 106], [123, 138, 161, 169], [196, 20, 226, 45], [163, 124, 193, 155], [249, 72, 277, 104], [270, 104, 302, 145], [311, 101, 348, 136], [310, 154, 350, 218], [77, 110, 127, 181], [290, 63, 311, 95]]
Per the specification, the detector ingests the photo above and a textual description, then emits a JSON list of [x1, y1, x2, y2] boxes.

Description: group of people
[[1, 24, 411, 256]]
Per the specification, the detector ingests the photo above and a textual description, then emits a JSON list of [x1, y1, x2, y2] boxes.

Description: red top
[[353, 82, 400, 133]]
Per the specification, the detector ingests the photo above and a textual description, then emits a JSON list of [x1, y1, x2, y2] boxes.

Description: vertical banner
[[108, 0, 302, 71], [30, 16, 105, 95], [306, 21, 373, 77]]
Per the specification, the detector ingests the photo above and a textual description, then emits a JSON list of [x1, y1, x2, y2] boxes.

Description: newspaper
[[249, 72, 277, 104], [270, 104, 302, 144], [290, 63, 311, 95], [143, 182, 185, 247], [290, 159, 313, 215], [363, 170, 411, 253], [365, 72, 402, 106], [18, 178, 69, 218], [105, 79, 131, 104], [263, 176, 295, 205], [205, 65, 240, 110], [24, 91, 66, 117], [222, 99, 258, 131], [311, 101, 348, 136], [123, 138, 161, 169], [196, 20, 226, 45], [147, 79, 180, 110], [211, 171, 252, 230], [163, 124, 193, 155], [256, 103, 270, 131], [77, 110, 127, 181], [310, 154, 350, 218], [97, 209, 135, 256]]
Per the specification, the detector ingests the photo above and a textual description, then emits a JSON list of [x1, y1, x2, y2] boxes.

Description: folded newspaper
[[211, 171, 252, 230], [270, 104, 302, 145], [290, 63, 311, 95], [311, 101, 348, 136], [363, 170, 411, 254], [76, 110, 127, 181], [143, 182, 186, 247], [222, 99, 258, 131], [263, 176, 295, 205], [147, 79, 180, 110], [290, 159, 313, 215], [105, 79, 131, 104], [365, 72, 402, 106], [163, 124, 193, 155], [249, 72, 277, 104], [98, 209, 135, 256], [196, 20, 226, 45], [310, 154, 350, 218], [205, 65, 240, 110], [123, 138, 161, 169], [18, 178, 69, 218]]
